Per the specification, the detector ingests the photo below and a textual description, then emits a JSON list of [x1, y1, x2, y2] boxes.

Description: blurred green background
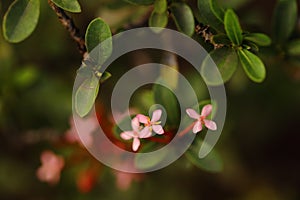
[[0, 0, 300, 199]]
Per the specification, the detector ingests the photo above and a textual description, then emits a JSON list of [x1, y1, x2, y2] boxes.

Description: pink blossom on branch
[[120, 117, 152, 151], [186, 104, 217, 133], [36, 150, 65, 185], [136, 109, 164, 136]]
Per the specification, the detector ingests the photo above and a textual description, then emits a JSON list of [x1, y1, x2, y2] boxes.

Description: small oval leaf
[[201, 47, 238, 85], [243, 41, 259, 52], [154, 0, 167, 14], [286, 39, 300, 56], [51, 0, 81, 13], [170, 2, 195, 37], [197, 0, 224, 32], [272, 0, 297, 43], [2, 0, 40, 43], [85, 18, 112, 68], [186, 139, 223, 173], [75, 75, 100, 117], [134, 143, 168, 170], [149, 11, 168, 28], [238, 49, 266, 83], [209, 0, 224, 22], [100, 71, 112, 83], [212, 34, 231, 45], [224, 9, 243, 45], [123, 0, 154, 5], [244, 33, 271, 46]]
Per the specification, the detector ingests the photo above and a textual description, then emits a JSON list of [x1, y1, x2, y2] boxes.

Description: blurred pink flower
[[114, 171, 141, 191], [186, 104, 217, 133], [65, 115, 98, 147], [120, 117, 150, 151], [136, 109, 164, 136], [36, 150, 64, 185]]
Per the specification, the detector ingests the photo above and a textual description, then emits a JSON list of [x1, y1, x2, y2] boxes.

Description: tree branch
[[195, 23, 224, 49], [47, 0, 86, 56]]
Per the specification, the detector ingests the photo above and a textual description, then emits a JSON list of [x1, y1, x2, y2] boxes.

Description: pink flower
[[186, 104, 217, 133], [65, 115, 98, 147], [36, 150, 65, 185], [120, 117, 150, 151], [136, 109, 164, 136], [114, 171, 141, 190], [113, 160, 142, 191]]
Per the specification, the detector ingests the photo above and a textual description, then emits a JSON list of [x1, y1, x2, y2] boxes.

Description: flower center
[[199, 116, 205, 124]]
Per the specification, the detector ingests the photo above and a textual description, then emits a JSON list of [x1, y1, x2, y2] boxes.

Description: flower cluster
[[120, 105, 217, 151], [120, 109, 164, 151]]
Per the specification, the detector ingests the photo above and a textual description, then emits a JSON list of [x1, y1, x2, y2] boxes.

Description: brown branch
[[47, 0, 86, 56], [195, 23, 224, 49]]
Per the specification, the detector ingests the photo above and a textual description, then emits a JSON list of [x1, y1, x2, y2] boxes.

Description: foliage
[[0, 0, 300, 199]]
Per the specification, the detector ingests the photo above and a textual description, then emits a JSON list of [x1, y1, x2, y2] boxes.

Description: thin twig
[[195, 23, 224, 49], [47, 0, 86, 56], [178, 121, 196, 137]]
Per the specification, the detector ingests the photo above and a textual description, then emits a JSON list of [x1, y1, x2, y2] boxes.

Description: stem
[[47, 0, 86, 56], [178, 121, 196, 137], [195, 23, 224, 49]]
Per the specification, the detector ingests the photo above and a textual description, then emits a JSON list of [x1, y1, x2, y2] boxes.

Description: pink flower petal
[[40, 150, 53, 164], [193, 121, 203, 133], [115, 171, 134, 191], [152, 125, 164, 135], [37, 151, 64, 185], [120, 131, 134, 140], [186, 108, 200, 119], [151, 109, 162, 123], [204, 119, 217, 130], [139, 126, 152, 138], [131, 117, 140, 132], [201, 104, 212, 117], [136, 114, 149, 124], [132, 137, 140, 151]]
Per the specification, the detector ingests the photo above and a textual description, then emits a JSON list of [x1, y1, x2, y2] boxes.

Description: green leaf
[[154, 0, 167, 14], [238, 49, 266, 83], [149, 11, 168, 28], [2, 0, 40, 43], [244, 33, 271, 46], [272, 0, 297, 43], [201, 47, 238, 85], [209, 0, 224, 22], [286, 39, 300, 56], [153, 79, 180, 126], [123, 0, 155, 5], [51, 0, 81, 13], [100, 71, 112, 83], [75, 75, 100, 117], [212, 34, 231, 45], [170, 2, 195, 37], [224, 9, 243, 45], [134, 143, 168, 170], [131, 90, 155, 114], [197, 0, 224, 32], [186, 138, 223, 173], [85, 18, 112, 68], [242, 41, 259, 52]]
